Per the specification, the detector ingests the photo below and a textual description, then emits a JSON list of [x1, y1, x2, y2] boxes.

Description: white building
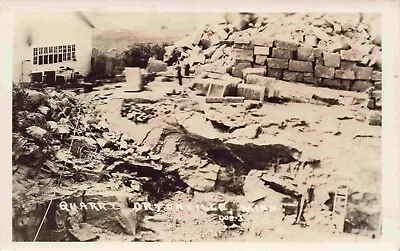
[[12, 11, 94, 84]]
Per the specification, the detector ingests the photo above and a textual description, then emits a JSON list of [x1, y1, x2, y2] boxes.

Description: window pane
[[44, 47, 48, 54], [67, 53, 71, 60], [54, 46, 58, 53], [63, 46, 66, 52], [39, 56, 43, 65], [58, 46, 62, 52], [59, 54, 63, 62], [62, 53, 66, 61], [39, 47, 43, 54], [44, 55, 48, 64], [72, 44, 75, 51], [49, 54, 53, 64], [33, 56, 37, 65], [49, 47, 53, 53], [72, 52, 76, 60], [67, 45, 71, 52], [54, 54, 58, 63]]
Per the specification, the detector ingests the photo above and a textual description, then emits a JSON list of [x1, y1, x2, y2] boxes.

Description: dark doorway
[[44, 71, 56, 86], [30, 72, 43, 83]]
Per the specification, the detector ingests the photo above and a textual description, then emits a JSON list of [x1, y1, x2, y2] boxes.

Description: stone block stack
[[166, 13, 381, 94], [230, 36, 382, 93], [232, 37, 253, 78]]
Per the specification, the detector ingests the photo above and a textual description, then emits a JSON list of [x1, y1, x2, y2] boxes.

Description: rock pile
[[11, 85, 189, 241], [120, 99, 165, 123], [12, 85, 186, 189], [164, 13, 381, 93], [12, 84, 113, 178]]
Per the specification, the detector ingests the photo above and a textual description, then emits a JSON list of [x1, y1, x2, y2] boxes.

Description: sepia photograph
[[7, 9, 386, 243]]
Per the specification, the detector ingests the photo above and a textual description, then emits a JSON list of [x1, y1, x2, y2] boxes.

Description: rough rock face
[[179, 134, 300, 172], [174, 132, 301, 194], [12, 117, 303, 241], [12, 187, 149, 241]]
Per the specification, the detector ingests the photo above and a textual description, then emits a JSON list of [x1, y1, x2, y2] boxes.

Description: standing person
[[177, 65, 183, 86], [184, 63, 190, 76]]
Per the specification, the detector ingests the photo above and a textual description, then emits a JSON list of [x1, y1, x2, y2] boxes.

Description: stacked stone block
[[231, 36, 382, 92]]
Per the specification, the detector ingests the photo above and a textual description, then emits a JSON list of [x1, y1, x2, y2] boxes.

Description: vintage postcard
[[1, 0, 399, 250]]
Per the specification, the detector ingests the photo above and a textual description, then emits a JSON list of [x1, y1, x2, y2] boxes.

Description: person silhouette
[[177, 65, 183, 86]]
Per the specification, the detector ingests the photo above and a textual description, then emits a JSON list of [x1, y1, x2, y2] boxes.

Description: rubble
[[162, 13, 381, 96], [12, 79, 382, 241], [121, 99, 161, 123]]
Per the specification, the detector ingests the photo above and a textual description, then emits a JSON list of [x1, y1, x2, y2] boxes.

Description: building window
[[58, 46, 62, 63], [32, 44, 76, 65], [62, 46, 66, 61], [33, 48, 38, 65], [67, 45, 71, 60], [54, 46, 58, 63], [43, 46, 48, 64], [72, 44, 76, 60]]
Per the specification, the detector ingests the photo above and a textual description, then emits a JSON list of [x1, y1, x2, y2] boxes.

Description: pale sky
[[86, 12, 226, 32]]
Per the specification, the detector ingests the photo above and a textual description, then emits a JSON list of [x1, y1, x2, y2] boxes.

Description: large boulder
[[15, 111, 47, 130], [243, 170, 269, 202], [146, 58, 167, 73], [25, 89, 48, 111], [26, 126, 48, 140], [184, 163, 220, 192]]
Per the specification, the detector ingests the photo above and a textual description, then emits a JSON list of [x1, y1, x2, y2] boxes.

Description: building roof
[[75, 11, 95, 28]]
